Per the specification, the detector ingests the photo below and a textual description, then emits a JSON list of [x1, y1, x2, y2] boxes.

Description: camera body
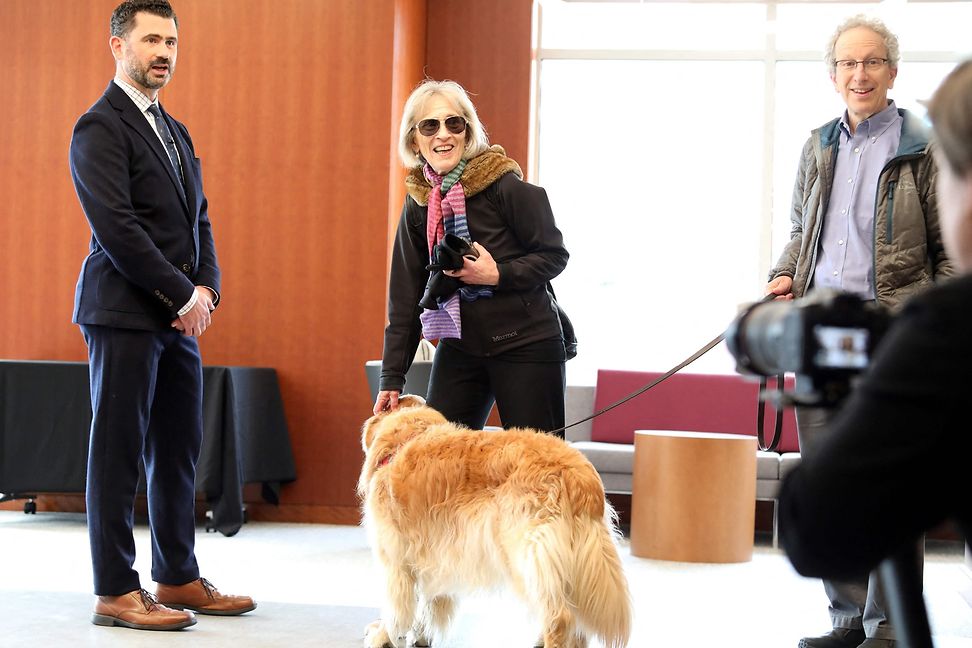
[[725, 290, 891, 406], [419, 234, 479, 311]]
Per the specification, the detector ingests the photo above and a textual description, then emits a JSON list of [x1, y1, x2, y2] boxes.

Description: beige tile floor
[[0, 511, 969, 647]]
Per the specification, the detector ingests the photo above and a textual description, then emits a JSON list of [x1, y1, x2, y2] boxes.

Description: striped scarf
[[419, 160, 493, 340]]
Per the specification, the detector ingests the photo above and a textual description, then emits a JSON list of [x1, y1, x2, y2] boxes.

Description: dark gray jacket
[[769, 108, 952, 310]]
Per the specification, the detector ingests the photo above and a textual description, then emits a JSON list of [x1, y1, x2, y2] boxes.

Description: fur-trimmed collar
[[404, 145, 523, 206]]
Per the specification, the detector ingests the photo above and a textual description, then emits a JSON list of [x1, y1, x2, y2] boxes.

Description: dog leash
[[546, 330, 725, 436], [548, 294, 781, 449]]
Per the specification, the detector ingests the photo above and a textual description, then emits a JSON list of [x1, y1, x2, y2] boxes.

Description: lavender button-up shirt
[[813, 101, 902, 299]]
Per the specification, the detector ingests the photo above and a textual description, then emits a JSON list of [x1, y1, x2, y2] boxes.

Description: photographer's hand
[[765, 275, 795, 301], [445, 242, 499, 286]]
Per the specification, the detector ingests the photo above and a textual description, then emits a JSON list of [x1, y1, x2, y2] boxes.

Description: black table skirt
[[0, 360, 296, 536]]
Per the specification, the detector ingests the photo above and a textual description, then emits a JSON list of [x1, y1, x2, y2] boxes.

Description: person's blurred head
[[826, 15, 899, 132], [928, 60, 972, 272], [109, 1, 179, 98], [399, 80, 490, 174]]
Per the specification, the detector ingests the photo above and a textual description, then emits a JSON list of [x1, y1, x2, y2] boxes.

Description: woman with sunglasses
[[372, 79, 571, 436]]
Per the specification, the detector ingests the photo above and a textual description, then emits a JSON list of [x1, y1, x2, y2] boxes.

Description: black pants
[[81, 324, 203, 595], [425, 342, 566, 436]]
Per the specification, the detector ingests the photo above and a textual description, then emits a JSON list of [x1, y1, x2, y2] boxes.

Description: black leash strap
[[548, 293, 780, 437], [547, 329, 727, 436], [756, 375, 785, 451]]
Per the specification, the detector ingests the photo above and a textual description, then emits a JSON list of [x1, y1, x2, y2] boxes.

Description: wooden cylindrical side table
[[630, 430, 757, 563]]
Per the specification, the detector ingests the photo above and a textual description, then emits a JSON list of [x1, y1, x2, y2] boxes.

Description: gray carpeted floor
[[0, 511, 969, 647], [3, 591, 378, 647]]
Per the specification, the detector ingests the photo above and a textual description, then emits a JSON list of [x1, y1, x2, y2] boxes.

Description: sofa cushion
[[598, 473, 633, 494], [756, 450, 781, 480], [571, 440, 634, 473], [590, 369, 799, 453], [573, 442, 789, 482]]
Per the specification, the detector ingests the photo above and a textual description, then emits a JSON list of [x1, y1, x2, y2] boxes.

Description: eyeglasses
[[414, 116, 467, 137], [834, 58, 889, 72]]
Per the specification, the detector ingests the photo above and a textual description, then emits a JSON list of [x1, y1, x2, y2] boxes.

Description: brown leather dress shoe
[[92, 588, 196, 630], [155, 577, 256, 616]]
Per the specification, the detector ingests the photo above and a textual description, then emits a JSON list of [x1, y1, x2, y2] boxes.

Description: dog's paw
[[364, 619, 396, 648], [407, 629, 432, 647]]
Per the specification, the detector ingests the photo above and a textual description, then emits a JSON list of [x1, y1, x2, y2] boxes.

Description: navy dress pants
[[81, 324, 203, 596]]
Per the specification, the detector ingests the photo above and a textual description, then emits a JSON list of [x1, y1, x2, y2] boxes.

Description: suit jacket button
[[182, 263, 190, 272]]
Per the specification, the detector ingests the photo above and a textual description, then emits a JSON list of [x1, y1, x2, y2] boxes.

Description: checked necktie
[[146, 104, 184, 185]]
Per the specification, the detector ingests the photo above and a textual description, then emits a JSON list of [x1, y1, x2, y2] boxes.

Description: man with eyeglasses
[[764, 14, 952, 648]]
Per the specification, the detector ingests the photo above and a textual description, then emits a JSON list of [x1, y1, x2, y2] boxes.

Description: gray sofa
[[564, 385, 801, 546]]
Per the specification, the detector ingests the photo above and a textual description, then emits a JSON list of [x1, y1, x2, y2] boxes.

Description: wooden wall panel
[[425, 0, 534, 179], [423, 0, 534, 428], [0, 1, 109, 363], [165, 0, 397, 515], [386, 0, 428, 265], [0, 0, 400, 520], [0, 0, 534, 523]]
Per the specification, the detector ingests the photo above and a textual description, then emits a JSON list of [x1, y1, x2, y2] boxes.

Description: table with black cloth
[[0, 360, 296, 536]]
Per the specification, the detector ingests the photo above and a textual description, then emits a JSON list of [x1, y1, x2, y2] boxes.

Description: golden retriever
[[358, 396, 631, 648]]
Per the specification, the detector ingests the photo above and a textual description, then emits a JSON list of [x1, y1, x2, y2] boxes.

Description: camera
[[418, 234, 479, 310], [725, 290, 891, 406]]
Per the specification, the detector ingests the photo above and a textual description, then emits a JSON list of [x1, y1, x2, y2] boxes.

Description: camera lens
[[726, 300, 802, 377]]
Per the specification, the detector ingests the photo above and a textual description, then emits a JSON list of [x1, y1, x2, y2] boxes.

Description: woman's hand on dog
[[373, 390, 400, 415], [443, 242, 499, 286]]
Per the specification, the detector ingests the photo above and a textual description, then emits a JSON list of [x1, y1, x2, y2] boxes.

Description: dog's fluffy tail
[[570, 508, 632, 648]]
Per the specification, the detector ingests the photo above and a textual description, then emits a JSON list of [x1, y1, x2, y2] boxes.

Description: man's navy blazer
[[70, 81, 220, 331]]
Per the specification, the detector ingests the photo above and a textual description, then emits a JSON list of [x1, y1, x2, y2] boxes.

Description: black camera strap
[[756, 375, 785, 452]]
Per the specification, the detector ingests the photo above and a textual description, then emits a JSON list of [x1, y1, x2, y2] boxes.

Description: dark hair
[[927, 60, 972, 176], [110, 0, 178, 38]]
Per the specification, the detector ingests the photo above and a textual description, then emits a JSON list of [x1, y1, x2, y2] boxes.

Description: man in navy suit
[[70, 0, 254, 631]]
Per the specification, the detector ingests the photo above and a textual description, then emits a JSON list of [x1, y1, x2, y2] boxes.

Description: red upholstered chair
[[589, 369, 798, 450]]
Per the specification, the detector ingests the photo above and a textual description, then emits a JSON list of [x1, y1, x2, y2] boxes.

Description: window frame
[[530, 0, 966, 383]]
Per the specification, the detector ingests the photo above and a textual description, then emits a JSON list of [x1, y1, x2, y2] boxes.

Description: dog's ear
[[362, 395, 423, 450], [397, 394, 426, 409], [357, 414, 383, 499], [362, 414, 381, 452]]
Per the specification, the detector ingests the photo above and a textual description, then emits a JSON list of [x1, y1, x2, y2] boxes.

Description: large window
[[535, 0, 971, 384]]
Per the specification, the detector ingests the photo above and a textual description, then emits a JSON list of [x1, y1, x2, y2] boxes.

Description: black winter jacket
[[379, 147, 569, 392]]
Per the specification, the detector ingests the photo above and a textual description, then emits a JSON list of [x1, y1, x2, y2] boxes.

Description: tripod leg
[[877, 542, 933, 648]]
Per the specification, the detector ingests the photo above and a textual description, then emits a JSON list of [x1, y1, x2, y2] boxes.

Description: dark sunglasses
[[415, 116, 467, 137]]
